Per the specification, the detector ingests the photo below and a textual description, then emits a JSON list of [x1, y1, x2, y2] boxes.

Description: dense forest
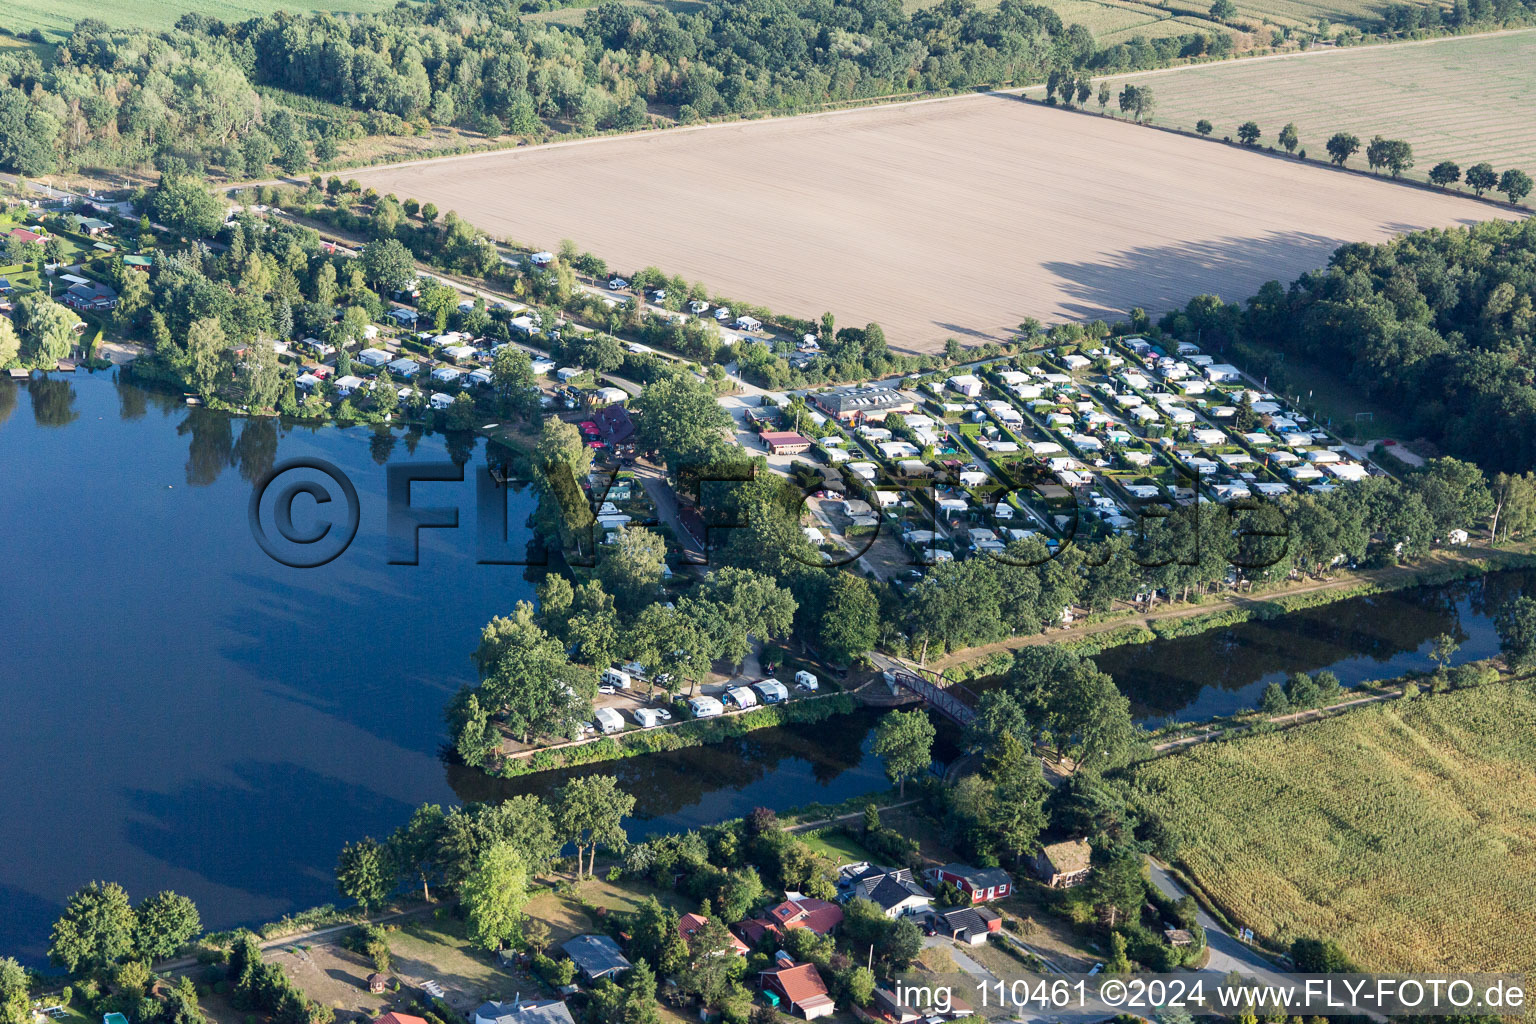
[[0, 0, 1321, 178], [1234, 219, 1536, 474]]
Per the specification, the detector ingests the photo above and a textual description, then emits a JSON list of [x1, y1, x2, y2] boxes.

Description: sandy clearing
[[351, 93, 1525, 353]]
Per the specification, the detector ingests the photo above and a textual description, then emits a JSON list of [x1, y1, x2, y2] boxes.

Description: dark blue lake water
[[0, 375, 894, 963]]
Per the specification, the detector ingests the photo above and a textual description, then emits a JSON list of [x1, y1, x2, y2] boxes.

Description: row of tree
[[336, 777, 634, 952]]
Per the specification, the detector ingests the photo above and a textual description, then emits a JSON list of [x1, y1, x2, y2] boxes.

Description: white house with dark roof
[[473, 1000, 574, 1024], [840, 865, 932, 918], [561, 934, 631, 981]]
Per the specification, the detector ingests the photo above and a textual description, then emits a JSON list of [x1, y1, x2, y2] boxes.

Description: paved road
[[633, 461, 704, 564], [1146, 859, 1285, 981]]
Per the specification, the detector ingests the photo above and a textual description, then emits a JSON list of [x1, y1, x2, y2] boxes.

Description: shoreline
[[452, 550, 1535, 786], [929, 544, 1536, 678]]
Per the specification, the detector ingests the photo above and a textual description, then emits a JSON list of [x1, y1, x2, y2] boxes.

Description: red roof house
[[376, 1014, 431, 1024], [924, 863, 1014, 903], [735, 897, 843, 947], [760, 962, 835, 1020], [679, 912, 749, 955], [759, 431, 812, 456], [9, 227, 45, 245]]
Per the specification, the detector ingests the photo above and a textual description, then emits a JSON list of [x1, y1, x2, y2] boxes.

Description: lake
[[0, 375, 897, 963]]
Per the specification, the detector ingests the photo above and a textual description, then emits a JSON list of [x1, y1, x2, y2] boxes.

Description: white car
[[598, 685, 617, 695], [714, 307, 731, 321], [608, 277, 628, 289], [651, 289, 667, 301], [655, 708, 672, 721]]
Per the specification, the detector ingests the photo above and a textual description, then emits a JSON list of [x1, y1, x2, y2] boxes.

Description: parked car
[[608, 277, 628, 289]]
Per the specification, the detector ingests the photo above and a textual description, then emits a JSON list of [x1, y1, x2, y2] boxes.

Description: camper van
[[794, 671, 819, 692], [687, 695, 724, 719], [632, 707, 670, 728], [602, 668, 632, 690], [593, 707, 624, 734]]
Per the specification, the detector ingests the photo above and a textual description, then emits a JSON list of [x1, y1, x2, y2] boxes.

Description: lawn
[[1126, 685, 1536, 972], [1231, 340, 1414, 443], [523, 891, 599, 945], [1082, 30, 1536, 187], [798, 827, 875, 865], [1, 0, 401, 39], [575, 876, 689, 915], [387, 913, 532, 1012]]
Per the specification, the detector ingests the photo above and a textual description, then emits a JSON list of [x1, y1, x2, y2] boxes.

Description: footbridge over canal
[[863, 653, 979, 727]]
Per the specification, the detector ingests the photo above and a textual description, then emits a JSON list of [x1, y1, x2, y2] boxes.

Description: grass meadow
[[0, 0, 400, 39], [1127, 684, 1536, 972], [1087, 30, 1536, 178]]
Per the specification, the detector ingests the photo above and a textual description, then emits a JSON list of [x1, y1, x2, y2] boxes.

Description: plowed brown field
[[352, 93, 1525, 352]]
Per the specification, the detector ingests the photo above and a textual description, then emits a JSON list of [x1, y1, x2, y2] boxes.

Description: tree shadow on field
[[1041, 229, 1351, 319]]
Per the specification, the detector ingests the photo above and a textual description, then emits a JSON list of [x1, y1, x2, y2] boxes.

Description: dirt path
[[153, 902, 441, 975], [784, 797, 922, 833], [1151, 689, 1396, 753], [927, 547, 1512, 673]]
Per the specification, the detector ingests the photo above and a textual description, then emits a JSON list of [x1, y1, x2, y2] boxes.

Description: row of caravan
[[688, 672, 819, 718], [591, 671, 819, 734]]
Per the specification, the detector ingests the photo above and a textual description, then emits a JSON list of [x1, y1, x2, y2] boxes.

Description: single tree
[[388, 803, 447, 901], [1259, 682, 1289, 714], [1097, 82, 1111, 110], [1365, 135, 1413, 177], [1195, 119, 1213, 136], [680, 902, 742, 1006], [1210, 0, 1237, 17], [1278, 122, 1299, 154], [336, 836, 395, 910], [1496, 596, 1536, 671], [1428, 161, 1461, 189], [1083, 846, 1145, 928], [1465, 161, 1498, 196], [1284, 671, 1320, 708], [133, 891, 201, 961], [48, 881, 136, 972], [555, 774, 636, 877], [1326, 132, 1360, 166], [873, 710, 935, 797], [0, 314, 19, 368], [460, 842, 530, 952], [1104, 932, 1131, 974], [1498, 168, 1532, 205], [359, 237, 416, 294], [1237, 121, 1261, 146], [0, 957, 28, 1024], [818, 572, 880, 663]]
